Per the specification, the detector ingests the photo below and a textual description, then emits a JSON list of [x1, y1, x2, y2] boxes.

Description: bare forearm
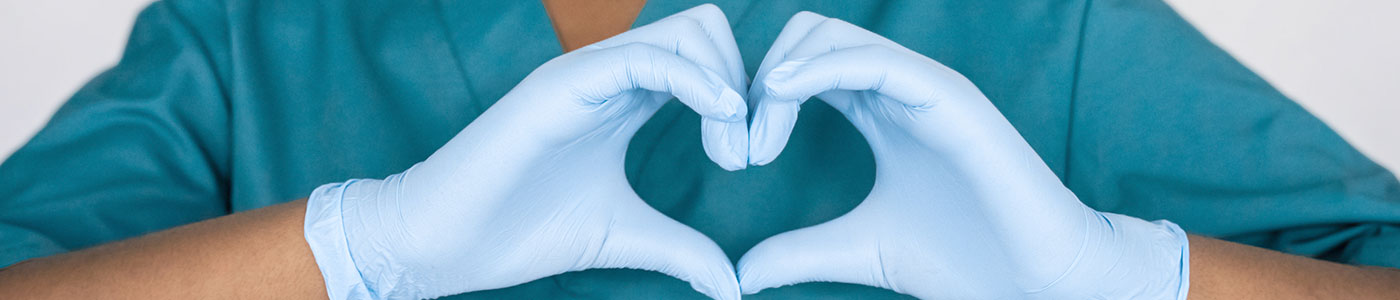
[[1188, 234, 1400, 299], [7, 202, 1400, 300], [0, 199, 326, 299]]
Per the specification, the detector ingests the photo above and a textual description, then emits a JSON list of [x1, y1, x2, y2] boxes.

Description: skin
[[0, 200, 327, 299], [1, 1, 1398, 299], [543, 0, 648, 51], [1187, 235, 1400, 299]]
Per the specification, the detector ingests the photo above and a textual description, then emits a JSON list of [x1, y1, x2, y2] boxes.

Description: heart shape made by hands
[[332, 6, 1190, 300]]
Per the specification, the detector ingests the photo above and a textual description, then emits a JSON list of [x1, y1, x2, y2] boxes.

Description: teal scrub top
[[3, 0, 1398, 298]]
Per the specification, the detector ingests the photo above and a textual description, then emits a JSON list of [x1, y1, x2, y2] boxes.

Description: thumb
[[737, 216, 1019, 299], [589, 201, 740, 300], [735, 218, 888, 295]]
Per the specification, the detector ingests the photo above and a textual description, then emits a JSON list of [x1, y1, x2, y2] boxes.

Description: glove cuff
[[305, 181, 375, 300], [1166, 220, 1191, 300], [1033, 211, 1190, 299]]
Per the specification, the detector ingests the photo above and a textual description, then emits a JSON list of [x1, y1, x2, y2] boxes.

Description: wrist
[[304, 181, 376, 299], [307, 175, 427, 300], [1034, 211, 1190, 299]]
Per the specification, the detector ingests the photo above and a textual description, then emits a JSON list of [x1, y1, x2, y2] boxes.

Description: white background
[[1, 0, 1397, 170]]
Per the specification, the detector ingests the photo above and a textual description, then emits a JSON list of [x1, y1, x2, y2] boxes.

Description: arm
[[0, 200, 326, 299], [1189, 234, 1400, 299], [4, 205, 1398, 299], [0, 0, 232, 270], [0, 2, 309, 297]]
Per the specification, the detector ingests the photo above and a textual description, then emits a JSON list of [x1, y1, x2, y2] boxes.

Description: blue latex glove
[[738, 12, 1190, 299], [302, 5, 747, 299]]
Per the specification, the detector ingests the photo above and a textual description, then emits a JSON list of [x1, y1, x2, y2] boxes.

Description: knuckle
[[686, 4, 729, 26], [812, 17, 854, 33], [790, 11, 826, 24], [671, 16, 706, 33], [650, 17, 711, 47], [670, 18, 711, 43], [657, 15, 704, 31], [691, 3, 722, 16], [612, 42, 657, 56]]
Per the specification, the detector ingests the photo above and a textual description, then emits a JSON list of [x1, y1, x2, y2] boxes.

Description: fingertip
[[718, 159, 746, 171], [744, 117, 768, 166], [739, 280, 768, 295], [739, 277, 771, 295], [731, 122, 751, 169], [690, 263, 740, 300], [745, 99, 798, 167], [601, 209, 741, 299], [718, 88, 747, 123], [678, 236, 741, 300], [700, 87, 749, 171], [735, 245, 778, 295], [748, 155, 775, 167], [701, 119, 749, 171], [747, 134, 778, 166], [706, 146, 746, 171], [704, 269, 743, 300], [746, 59, 805, 168]]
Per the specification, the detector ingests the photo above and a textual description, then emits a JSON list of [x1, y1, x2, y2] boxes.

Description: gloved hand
[[737, 12, 1190, 299], [302, 5, 747, 300]]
